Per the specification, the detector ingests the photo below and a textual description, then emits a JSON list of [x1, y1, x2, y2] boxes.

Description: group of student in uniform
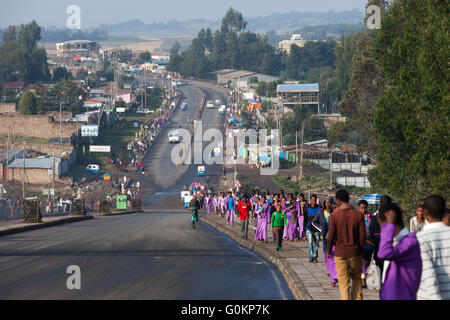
[[201, 187, 449, 300]]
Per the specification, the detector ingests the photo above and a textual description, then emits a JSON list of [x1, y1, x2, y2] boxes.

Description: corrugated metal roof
[[220, 70, 256, 79], [277, 83, 319, 91], [8, 157, 60, 169], [89, 89, 104, 94], [0, 148, 25, 162]]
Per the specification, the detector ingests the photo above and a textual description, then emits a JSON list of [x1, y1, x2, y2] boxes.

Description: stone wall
[[7, 167, 55, 185], [0, 103, 17, 114], [0, 114, 79, 139]]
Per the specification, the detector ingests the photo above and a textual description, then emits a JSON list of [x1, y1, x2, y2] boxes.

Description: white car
[[206, 101, 214, 108], [168, 130, 180, 143], [136, 109, 151, 114]]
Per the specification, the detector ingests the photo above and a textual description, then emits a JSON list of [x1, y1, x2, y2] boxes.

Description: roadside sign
[[90, 145, 111, 153], [0, 184, 6, 196], [116, 195, 127, 211], [42, 189, 55, 196], [81, 125, 99, 137], [116, 107, 126, 113]]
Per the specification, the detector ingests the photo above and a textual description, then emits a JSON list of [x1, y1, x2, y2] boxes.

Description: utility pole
[[295, 130, 298, 165], [6, 125, 10, 180], [21, 144, 26, 202], [52, 152, 55, 205], [329, 146, 333, 189], [299, 120, 305, 186], [59, 100, 62, 156]]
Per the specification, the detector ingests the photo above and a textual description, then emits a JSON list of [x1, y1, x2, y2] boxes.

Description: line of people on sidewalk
[[199, 187, 449, 300]]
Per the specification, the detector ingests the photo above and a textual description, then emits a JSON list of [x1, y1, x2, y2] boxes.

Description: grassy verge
[[1, 136, 50, 144], [274, 175, 329, 193]]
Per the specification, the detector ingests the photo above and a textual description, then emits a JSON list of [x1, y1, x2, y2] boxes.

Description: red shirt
[[237, 200, 252, 220]]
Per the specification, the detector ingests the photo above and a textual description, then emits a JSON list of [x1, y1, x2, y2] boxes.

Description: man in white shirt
[[416, 195, 450, 300]]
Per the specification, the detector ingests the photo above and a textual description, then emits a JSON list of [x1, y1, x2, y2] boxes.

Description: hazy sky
[[1, 0, 368, 28]]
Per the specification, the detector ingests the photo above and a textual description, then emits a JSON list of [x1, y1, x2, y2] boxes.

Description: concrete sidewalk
[[201, 212, 380, 300], [0, 215, 94, 237]]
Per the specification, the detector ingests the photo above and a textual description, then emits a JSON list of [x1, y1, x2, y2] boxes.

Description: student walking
[[313, 196, 338, 287], [305, 194, 321, 262], [410, 205, 428, 233], [283, 194, 299, 241], [271, 204, 288, 251], [416, 195, 450, 300], [237, 195, 252, 239], [204, 194, 212, 215], [254, 196, 269, 242], [213, 194, 219, 214], [297, 193, 308, 241], [359, 199, 373, 288], [226, 191, 236, 226], [376, 203, 422, 300], [327, 189, 366, 300]]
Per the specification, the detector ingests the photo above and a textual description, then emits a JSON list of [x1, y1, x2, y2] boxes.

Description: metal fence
[[336, 176, 371, 188]]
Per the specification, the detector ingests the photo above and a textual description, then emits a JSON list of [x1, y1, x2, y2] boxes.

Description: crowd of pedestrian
[[201, 187, 449, 300]]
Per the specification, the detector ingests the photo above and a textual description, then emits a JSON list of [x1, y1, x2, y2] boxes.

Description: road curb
[[0, 215, 94, 237], [201, 215, 312, 300], [94, 210, 142, 216]]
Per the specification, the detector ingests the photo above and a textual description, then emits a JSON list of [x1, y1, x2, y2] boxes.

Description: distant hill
[[99, 9, 364, 36]]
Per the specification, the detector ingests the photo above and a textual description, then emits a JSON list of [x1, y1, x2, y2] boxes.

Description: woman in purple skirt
[[283, 194, 299, 241], [204, 194, 212, 215], [312, 196, 338, 287], [255, 196, 269, 242], [297, 193, 308, 241], [212, 194, 219, 214]]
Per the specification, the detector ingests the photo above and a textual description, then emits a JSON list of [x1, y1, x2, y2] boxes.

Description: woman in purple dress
[[377, 203, 421, 300], [297, 193, 308, 241], [212, 194, 219, 214], [204, 194, 212, 215], [282, 194, 298, 241], [254, 196, 270, 242], [313, 196, 338, 287]]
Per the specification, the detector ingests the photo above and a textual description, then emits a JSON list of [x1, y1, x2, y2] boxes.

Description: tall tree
[[18, 90, 37, 115], [369, 0, 449, 213]]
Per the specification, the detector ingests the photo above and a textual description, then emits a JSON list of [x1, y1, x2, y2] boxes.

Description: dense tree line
[[18, 79, 87, 115], [368, 0, 449, 212], [167, 8, 283, 78], [38, 27, 108, 43], [0, 21, 50, 83]]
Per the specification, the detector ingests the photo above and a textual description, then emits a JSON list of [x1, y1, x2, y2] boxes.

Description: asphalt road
[[0, 81, 293, 300]]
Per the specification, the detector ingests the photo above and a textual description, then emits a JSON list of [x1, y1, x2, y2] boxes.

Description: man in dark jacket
[[327, 189, 365, 300], [305, 194, 321, 262], [189, 195, 201, 229]]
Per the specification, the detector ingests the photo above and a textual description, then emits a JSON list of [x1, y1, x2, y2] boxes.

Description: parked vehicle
[[181, 103, 187, 111], [206, 101, 214, 108], [86, 164, 100, 173], [169, 129, 180, 143], [136, 109, 151, 114]]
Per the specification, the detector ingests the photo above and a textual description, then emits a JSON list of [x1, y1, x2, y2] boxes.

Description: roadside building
[[278, 34, 306, 53], [214, 69, 278, 86], [316, 113, 346, 129], [56, 40, 99, 58], [277, 83, 320, 113], [0, 148, 27, 181], [0, 81, 25, 93], [7, 157, 63, 185]]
